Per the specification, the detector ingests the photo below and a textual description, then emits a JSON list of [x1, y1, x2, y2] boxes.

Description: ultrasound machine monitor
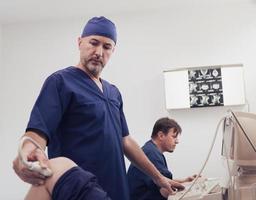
[[222, 111, 256, 168]]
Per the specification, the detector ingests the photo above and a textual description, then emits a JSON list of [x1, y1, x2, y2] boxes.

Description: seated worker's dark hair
[[151, 117, 182, 139]]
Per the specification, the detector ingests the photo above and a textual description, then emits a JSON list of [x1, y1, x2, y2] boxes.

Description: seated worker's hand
[[154, 176, 185, 196], [13, 141, 50, 186], [174, 174, 200, 183], [184, 174, 198, 182]]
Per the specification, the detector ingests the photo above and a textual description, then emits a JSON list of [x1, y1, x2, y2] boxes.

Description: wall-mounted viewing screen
[[163, 64, 245, 110]]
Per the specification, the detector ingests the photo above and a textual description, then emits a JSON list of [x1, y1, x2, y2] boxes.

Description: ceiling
[[0, 0, 172, 24], [0, 0, 254, 25]]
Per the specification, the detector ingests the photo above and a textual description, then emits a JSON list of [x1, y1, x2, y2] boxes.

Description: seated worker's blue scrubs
[[52, 166, 111, 200], [127, 140, 173, 200], [26, 66, 130, 200]]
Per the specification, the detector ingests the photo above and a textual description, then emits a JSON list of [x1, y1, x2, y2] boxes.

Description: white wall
[[0, 24, 4, 196], [1, 18, 82, 199], [0, 24, 1, 83], [1, 1, 256, 199]]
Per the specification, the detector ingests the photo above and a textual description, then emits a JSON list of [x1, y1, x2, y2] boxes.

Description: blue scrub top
[[26, 66, 130, 200], [127, 140, 173, 200]]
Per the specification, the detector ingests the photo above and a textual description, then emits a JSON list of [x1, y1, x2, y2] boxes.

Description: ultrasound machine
[[168, 110, 256, 200]]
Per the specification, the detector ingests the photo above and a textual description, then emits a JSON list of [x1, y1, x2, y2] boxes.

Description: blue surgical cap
[[81, 16, 117, 44]]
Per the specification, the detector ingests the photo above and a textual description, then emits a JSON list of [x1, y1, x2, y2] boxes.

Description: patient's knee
[[44, 157, 77, 194], [47, 157, 77, 174]]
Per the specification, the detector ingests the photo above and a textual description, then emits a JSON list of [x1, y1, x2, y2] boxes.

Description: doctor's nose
[[95, 46, 103, 57]]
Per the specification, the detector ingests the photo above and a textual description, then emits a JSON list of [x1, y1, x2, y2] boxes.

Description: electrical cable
[[176, 117, 225, 200], [222, 113, 235, 200]]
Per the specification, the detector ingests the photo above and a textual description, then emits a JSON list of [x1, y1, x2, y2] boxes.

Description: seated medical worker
[[25, 149, 111, 200], [127, 117, 197, 200]]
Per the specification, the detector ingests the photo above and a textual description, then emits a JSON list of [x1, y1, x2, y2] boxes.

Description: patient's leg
[[25, 157, 77, 200], [25, 185, 51, 200]]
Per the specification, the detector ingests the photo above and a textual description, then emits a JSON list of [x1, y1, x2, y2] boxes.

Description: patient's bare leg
[[25, 157, 77, 200]]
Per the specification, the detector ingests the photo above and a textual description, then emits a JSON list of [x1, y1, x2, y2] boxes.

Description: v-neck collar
[[70, 66, 107, 97]]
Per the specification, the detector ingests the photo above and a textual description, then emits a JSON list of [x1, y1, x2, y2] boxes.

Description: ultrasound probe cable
[[18, 136, 53, 177], [176, 117, 225, 200]]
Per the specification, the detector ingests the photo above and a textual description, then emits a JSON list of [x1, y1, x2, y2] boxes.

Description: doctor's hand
[[12, 141, 49, 186], [160, 187, 174, 198], [154, 176, 185, 196]]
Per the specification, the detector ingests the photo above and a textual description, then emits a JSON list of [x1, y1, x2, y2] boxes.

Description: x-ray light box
[[163, 64, 245, 110]]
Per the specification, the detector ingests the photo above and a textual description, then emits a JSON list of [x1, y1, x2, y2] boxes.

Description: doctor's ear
[[77, 37, 82, 48]]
